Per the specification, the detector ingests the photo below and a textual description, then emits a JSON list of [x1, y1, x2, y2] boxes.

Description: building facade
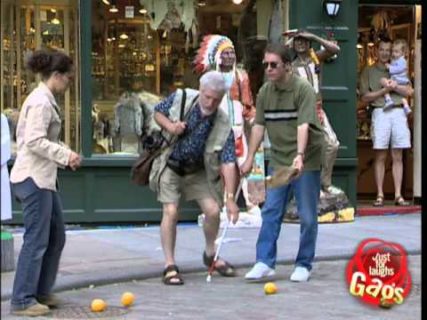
[[1, 0, 422, 223]]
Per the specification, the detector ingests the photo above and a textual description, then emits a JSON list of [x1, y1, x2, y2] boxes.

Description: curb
[[1, 250, 421, 302], [357, 207, 421, 217]]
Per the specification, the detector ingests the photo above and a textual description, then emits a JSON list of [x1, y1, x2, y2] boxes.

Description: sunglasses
[[262, 61, 281, 69]]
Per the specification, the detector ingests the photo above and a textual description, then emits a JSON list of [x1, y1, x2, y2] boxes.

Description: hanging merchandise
[[371, 10, 391, 40], [140, 0, 198, 53], [140, 0, 167, 30], [158, 1, 182, 31], [140, 0, 196, 33]]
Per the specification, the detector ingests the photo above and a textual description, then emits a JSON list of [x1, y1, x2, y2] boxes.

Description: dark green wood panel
[[80, 0, 93, 158], [7, 165, 200, 224], [290, 0, 359, 205]]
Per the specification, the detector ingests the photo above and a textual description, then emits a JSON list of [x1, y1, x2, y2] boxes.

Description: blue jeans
[[256, 169, 320, 270], [11, 178, 66, 310]]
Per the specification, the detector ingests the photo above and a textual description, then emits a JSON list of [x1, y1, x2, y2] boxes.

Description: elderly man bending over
[[149, 70, 240, 285]]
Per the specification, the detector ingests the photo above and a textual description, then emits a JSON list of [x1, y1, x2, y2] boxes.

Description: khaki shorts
[[371, 108, 411, 150], [158, 166, 214, 204]]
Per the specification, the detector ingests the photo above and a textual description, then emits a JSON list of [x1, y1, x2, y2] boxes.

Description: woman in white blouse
[[9, 50, 81, 317]]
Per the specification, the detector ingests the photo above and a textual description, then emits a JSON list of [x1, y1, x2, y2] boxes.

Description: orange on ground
[[264, 282, 278, 295], [121, 292, 135, 307], [91, 299, 107, 312]]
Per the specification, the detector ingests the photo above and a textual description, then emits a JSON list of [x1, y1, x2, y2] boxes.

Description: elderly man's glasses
[[262, 61, 281, 69]]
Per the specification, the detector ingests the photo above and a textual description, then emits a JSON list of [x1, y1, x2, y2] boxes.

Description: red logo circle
[[346, 238, 412, 307]]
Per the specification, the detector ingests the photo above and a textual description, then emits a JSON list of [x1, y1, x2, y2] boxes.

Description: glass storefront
[[90, 0, 250, 155], [1, 0, 256, 157], [1, 0, 80, 154]]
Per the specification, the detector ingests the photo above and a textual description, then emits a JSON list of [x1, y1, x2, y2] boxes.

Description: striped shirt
[[255, 74, 324, 170]]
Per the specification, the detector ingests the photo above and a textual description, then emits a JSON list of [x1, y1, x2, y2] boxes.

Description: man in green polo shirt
[[240, 43, 324, 282], [359, 37, 413, 207]]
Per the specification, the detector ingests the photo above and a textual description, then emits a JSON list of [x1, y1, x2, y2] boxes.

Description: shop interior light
[[139, 7, 147, 14], [232, 0, 244, 4], [109, 5, 119, 13], [356, 33, 363, 49], [50, 8, 57, 13], [197, 1, 206, 7], [322, 0, 342, 18], [102, 0, 111, 5], [119, 33, 129, 39], [367, 29, 375, 47], [51, 16, 60, 24]]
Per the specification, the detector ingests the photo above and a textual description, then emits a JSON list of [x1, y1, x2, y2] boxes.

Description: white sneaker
[[290, 266, 311, 282], [245, 262, 275, 280]]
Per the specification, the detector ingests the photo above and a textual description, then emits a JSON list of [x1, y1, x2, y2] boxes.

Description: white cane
[[206, 180, 243, 283]]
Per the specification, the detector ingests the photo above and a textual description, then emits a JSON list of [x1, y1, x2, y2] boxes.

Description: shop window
[[90, 0, 253, 156], [0, 0, 81, 155]]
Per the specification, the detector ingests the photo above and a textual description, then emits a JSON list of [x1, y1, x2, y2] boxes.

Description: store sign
[[125, 6, 134, 19]]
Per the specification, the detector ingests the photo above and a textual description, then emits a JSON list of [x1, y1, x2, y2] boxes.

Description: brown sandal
[[373, 195, 384, 207], [203, 251, 236, 277], [395, 196, 410, 206], [162, 265, 184, 285]]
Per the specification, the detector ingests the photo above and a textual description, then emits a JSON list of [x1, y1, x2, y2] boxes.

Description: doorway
[[356, 4, 421, 204]]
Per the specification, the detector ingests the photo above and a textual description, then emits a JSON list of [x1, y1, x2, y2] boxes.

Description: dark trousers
[[11, 178, 66, 310]]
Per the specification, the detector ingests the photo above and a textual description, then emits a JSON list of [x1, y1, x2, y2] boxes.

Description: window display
[[90, 0, 248, 155], [0, 0, 80, 154]]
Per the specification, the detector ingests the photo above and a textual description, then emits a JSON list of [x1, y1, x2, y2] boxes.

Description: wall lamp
[[323, 0, 342, 18]]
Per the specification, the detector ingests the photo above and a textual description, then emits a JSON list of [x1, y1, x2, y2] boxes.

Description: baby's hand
[[385, 63, 390, 69]]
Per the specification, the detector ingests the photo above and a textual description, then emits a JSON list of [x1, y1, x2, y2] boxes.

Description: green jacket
[[149, 89, 232, 205]]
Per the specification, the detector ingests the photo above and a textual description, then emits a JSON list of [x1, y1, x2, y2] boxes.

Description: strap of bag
[[161, 89, 199, 150], [180, 88, 187, 121]]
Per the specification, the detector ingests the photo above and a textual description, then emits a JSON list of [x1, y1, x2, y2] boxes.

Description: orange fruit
[[91, 299, 107, 312], [264, 282, 278, 295], [121, 292, 135, 307]]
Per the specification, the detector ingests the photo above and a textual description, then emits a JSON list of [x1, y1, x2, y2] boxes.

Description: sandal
[[373, 195, 384, 207], [162, 265, 184, 285], [203, 251, 236, 277], [395, 196, 410, 206]]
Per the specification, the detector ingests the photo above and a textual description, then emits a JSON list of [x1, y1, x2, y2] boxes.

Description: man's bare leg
[[197, 197, 220, 257], [374, 150, 388, 199], [391, 148, 404, 199], [160, 203, 179, 267]]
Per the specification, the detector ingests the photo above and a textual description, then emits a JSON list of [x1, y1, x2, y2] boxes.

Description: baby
[[383, 39, 411, 115]]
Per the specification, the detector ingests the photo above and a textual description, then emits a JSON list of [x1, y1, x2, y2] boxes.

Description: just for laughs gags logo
[[345, 238, 412, 308]]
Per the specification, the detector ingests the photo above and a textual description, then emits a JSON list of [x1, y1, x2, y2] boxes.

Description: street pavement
[[0, 214, 421, 319]]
